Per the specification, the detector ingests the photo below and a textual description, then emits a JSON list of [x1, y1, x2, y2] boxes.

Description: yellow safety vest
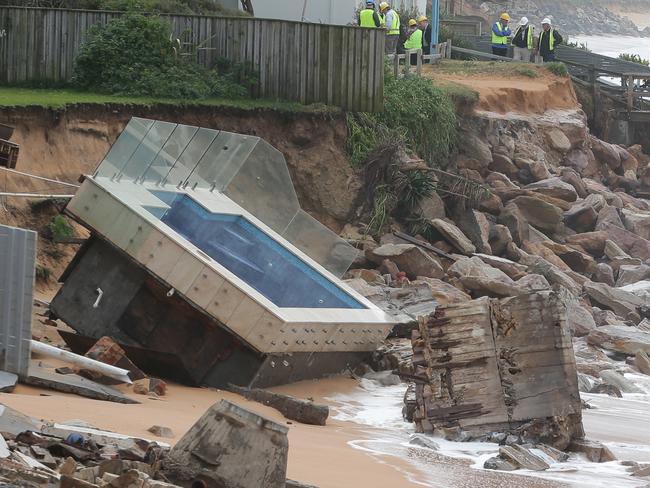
[[513, 25, 534, 49], [360, 9, 377, 28], [385, 9, 400, 35], [540, 29, 556, 51], [404, 29, 423, 50], [491, 21, 509, 45]]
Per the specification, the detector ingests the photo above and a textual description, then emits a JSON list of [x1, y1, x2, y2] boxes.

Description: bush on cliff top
[[72, 13, 251, 99]]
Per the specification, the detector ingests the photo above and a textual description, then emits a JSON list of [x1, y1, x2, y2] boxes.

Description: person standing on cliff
[[359, 1, 381, 28], [512, 17, 534, 62], [537, 18, 563, 62], [379, 2, 401, 55], [491, 13, 511, 57], [418, 15, 432, 55]]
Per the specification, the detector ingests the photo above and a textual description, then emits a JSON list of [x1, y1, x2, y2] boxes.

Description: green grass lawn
[[0, 86, 336, 112]]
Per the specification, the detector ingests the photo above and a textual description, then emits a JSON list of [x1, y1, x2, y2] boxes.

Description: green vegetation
[[72, 13, 253, 99], [48, 215, 74, 241], [618, 53, 650, 66], [545, 62, 569, 77], [17, 0, 244, 16], [514, 65, 538, 78], [35, 264, 51, 282], [566, 40, 591, 52]]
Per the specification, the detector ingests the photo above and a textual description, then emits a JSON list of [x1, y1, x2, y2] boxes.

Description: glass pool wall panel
[[282, 210, 359, 278], [163, 128, 220, 188], [145, 193, 365, 309], [142, 124, 199, 185], [120, 120, 177, 182], [95, 118, 153, 179], [223, 140, 300, 235], [186, 132, 259, 190]]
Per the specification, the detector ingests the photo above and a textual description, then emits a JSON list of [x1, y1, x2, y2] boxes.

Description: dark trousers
[[492, 46, 508, 58], [542, 52, 556, 62]]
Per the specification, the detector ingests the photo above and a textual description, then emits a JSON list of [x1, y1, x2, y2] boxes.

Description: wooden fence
[[0, 7, 385, 112]]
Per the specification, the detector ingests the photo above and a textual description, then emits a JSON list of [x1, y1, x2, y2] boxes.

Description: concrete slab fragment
[[0, 404, 40, 435], [0, 371, 17, 392]]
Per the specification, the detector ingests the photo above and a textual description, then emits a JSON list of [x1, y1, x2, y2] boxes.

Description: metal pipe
[[0, 167, 81, 188], [30, 340, 133, 384], [0, 192, 74, 199]]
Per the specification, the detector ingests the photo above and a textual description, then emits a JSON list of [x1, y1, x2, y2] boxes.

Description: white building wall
[[247, 0, 427, 25]]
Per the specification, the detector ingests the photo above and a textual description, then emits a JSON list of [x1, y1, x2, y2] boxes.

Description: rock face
[[366, 244, 444, 279], [408, 292, 583, 449]]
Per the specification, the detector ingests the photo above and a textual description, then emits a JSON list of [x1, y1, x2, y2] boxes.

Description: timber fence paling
[[0, 6, 384, 112]]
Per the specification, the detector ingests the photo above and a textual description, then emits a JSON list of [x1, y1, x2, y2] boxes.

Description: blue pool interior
[[144, 191, 366, 309]]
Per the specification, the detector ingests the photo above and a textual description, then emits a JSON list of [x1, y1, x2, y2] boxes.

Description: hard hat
[[519, 16, 529, 25], [542, 17, 552, 25], [417, 15, 428, 22], [379, 2, 389, 10], [500, 13, 510, 21], [408, 19, 417, 26], [366, 0, 375, 5]]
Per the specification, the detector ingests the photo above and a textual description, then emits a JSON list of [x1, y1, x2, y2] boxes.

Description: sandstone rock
[[599, 222, 650, 260], [489, 224, 512, 256], [588, 325, 650, 355], [565, 231, 609, 257], [589, 383, 622, 397], [529, 160, 552, 181], [367, 244, 444, 280], [462, 133, 493, 167], [591, 137, 621, 170], [620, 280, 650, 301], [622, 209, 650, 240], [596, 205, 624, 230], [498, 445, 550, 471], [414, 278, 471, 306], [564, 148, 594, 174], [379, 259, 400, 280], [527, 225, 551, 243], [415, 193, 446, 221], [577, 373, 594, 393], [568, 439, 617, 462], [456, 155, 484, 172], [560, 168, 588, 198], [460, 275, 521, 297], [479, 192, 504, 215], [448, 256, 511, 281], [147, 425, 174, 438], [526, 177, 578, 202], [593, 263, 615, 286], [486, 172, 518, 189], [616, 265, 650, 287], [519, 254, 582, 297], [344, 268, 385, 285], [429, 219, 476, 255], [592, 308, 629, 327], [523, 241, 571, 271], [475, 254, 528, 280], [452, 209, 492, 254], [568, 302, 597, 337], [490, 153, 518, 178], [541, 241, 597, 275], [498, 204, 529, 245], [547, 128, 572, 153], [516, 274, 550, 291], [584, 281, 643, 322], [564, 194, 606, 233], [604, 239, 630, 260], [510, 196, 563, 233], [484, 456, 518, 471], [599, 370, 644, 394], [635, 350, 650, 375]]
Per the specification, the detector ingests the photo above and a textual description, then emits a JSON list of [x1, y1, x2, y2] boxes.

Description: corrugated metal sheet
[[0, 224, 36, 378]]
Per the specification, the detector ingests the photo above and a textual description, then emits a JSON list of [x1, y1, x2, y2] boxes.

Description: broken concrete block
[[568, 439, 617, 462], [164, 400, 288, 488], [0, 372, 17, 393], [408, 292, 583, 449], [0, 404, 40, 436], [82, 336, 146, 383], [41, 423, 169, 451], [58, 456, 77, 476]]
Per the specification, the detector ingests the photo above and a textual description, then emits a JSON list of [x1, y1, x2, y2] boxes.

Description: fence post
[[393, 53, 399, 79], [446, 39, 452, 59], [627, 74, 634, 113], [416, 49, 422, 76]]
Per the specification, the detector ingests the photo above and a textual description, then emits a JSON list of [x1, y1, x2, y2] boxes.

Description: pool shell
[[144, 191, 366, 310]]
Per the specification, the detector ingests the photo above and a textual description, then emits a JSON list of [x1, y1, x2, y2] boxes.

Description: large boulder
[[523, 241, 571, 271], [490, 153, 519, 178], [635, 350, 650, 375], [599, 370, 644, 394], [599, 222, 650, 260], [565, 231, 609, 257], [366, 244, 444, 280], [498, 204, 529, 245], [620, 280, 650, 301], [525, 177, 578, 202], [489, 224, 513, 256], [622, 209, 650, 240], [518, 254, 582, 297], [584, 281, 644, 323], [583, 179, 624, 208], [588, 325, 650, 355], [429, 219, 476, 255], [510, 196, 563, 233], [415, 193, 446, 220], [462, 133, 493, 168], [593, 263, 615, 287], [475, 254, 528, 280], [591, 137, 621, 170], [563, 194, 606, 233], [452, 209, 492, 254], [566, 301, 597, 337], [616, 264, 650, 287], [604, 239, 630, 260], [414, 278, 471, 306], [540, 241, 597, 275], [564, 148, 595, 174], [560, 168, 588, 198], [546, 128, 572, 153], [596, 205, 624, 230], [448, 256, 512, 282]]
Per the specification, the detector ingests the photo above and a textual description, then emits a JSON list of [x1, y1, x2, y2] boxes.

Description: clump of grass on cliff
[[347, 73, 458, 168], [545, 62, 569, 77]]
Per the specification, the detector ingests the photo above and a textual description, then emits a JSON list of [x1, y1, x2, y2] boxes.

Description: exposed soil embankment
[[424, 66, 579, 115]]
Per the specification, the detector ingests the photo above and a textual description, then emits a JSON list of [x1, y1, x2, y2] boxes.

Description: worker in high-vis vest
[[379, 2, 400, 55], [358, 1, 381, 28], [511, 16, 534, 62], [536, 18, 563, 62], [418, 15, 432, 55], [491, 13, 511, 58], [404, 19, 423, 64]]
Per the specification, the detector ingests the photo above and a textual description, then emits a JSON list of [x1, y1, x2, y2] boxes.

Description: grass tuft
[[545, 62, 569, 77]]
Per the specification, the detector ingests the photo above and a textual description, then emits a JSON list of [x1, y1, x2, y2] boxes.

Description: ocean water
[[327, 375, 650, 487], [571, 35, 650, 61]]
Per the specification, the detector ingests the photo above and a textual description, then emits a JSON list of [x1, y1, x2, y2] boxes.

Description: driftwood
[[229, 384, 329, 426]]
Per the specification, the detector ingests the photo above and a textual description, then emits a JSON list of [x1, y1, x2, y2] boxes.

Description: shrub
[[514, 65, 538, 78], [619, 53, 650, 66], [545, 62, 568, 77], [72, 13, 251, 99], [48, 215, 74, 241], [35, 264, 51, 282]]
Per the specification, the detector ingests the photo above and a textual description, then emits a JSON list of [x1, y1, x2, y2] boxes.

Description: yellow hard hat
[[408, 19, 417, 26], [379, 2, 389, 10], [417, 15, 428, 22], [500, 13, 510, 21]]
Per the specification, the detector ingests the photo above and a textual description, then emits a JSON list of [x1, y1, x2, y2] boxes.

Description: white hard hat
[[520, 16, 529, 25], [542, 17, 551, 25]]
